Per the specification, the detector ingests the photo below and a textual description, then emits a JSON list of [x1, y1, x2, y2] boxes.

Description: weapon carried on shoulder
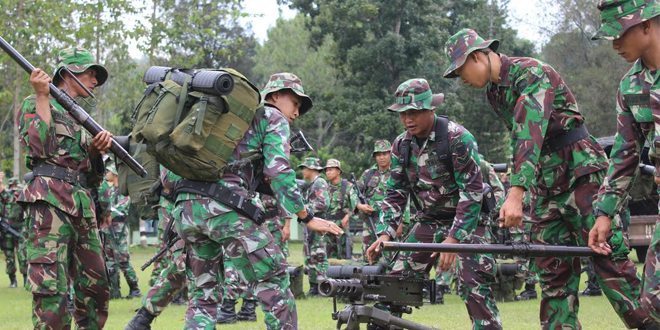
[[348, 173, 379, 241], [290, 130, 314, 154], [141, 217, 180, 271], [0, 217, 22, 239], [320, 266, 436, 330], [382, 241, 598, 257], [0, 36, 147, 178]]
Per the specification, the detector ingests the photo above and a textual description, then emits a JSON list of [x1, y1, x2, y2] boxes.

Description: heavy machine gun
[[381, 241, 598, 258]]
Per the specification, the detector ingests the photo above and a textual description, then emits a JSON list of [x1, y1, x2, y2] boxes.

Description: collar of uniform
[[629, 58, 645, 75], [496, 54, 513, 87]]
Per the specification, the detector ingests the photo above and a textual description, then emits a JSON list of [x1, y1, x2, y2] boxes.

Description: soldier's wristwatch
[[593, 209, 610, 218], [298, 210, 315, 224]]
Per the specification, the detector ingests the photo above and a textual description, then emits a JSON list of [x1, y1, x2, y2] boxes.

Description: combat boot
[[125, 307, 155, 330], [581, 281, 602, 296], [434, 288, 445, 305], [308, 282, 320, 296], [217, 299, 237, 324], [237, 299, 258, 321], [127, 279, 142, 298], [515, 283, 537, 301], [8, 274, 17, 288]]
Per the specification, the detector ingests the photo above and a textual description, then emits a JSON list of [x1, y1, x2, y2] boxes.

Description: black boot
[[515, 283, 537, 301], [237, 299, 258, 321], [307, 282, 320, 296], [581, 280, 602, 296], [125, 307, 155, 330], [127, 279, 142, 299], [8, 274, 17, 288], [217, 299, 237, 324]]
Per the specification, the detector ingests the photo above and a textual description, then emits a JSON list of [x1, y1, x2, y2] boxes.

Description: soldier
[[18, 47, 113, 328], [590, 0, 660, 323], [170, 73, 342, 329], [6, 177, 27, 288], [262, 194, 290, 258], [366, 79, 502, 329], [0, 173, 25, 288], [444, 28, 653, 328], [324, 158, 358, 259], [298, 157, 331, 295]]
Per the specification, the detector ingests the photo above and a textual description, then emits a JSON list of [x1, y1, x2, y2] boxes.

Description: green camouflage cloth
[[0, 188, 26, 277], [443, 28, 500, 78], [301, 175, 330, 283], [387, 79, 444, 112], [174, 105, 303, 329], [593, 0, 660, 40], [325, 178, 358, 259], [262, 194, 289, 257], [261, 72, 313, 115], [149, 165, 178, 287], [357, 165, 391, 259], [372, 139, 392, 154], [52, 47, 108, 86]]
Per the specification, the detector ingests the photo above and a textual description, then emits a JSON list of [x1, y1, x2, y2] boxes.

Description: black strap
[[541, 125, 589, 155], [173, 179, 264, 224], [30, 163, 88, 187], [362, 169, 377, 199]]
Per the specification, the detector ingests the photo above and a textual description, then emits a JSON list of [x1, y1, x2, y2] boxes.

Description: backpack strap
[[362, 168, 377, 199], [339, 179, 348, 209], [434, 115, 453, 174], [397, 137, 422, 211]]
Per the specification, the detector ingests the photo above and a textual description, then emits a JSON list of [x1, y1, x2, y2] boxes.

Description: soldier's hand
[[500, 186, 524, 228], [396, 222, 404, 238], [306, 218, 343, 236], [341, 217, 349, 229], [438, 236, 458, 271], [357, 203, 374, 214], [91, 130, 113, 154], [281, 225, 290, 242], [29, 68, 51, 96], [588, 216, 612, 255], [366, 234, 390, 264]]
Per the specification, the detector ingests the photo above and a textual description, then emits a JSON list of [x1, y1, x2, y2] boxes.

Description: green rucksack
[[117, 136, 161, 210], [131, 67, 261, 182]]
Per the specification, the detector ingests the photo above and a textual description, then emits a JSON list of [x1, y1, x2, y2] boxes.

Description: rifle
[[141, 217, 179, 271], [348, 173, 378, 241], [381, 241, 598, 257], [0, 217, 21, 239], [0, 36, 147, 178], [492, 162, 655, 176], [289, 130, 314, 154]]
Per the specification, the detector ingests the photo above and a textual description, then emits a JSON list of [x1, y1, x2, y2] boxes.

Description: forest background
[[0, 0, 627, 177]]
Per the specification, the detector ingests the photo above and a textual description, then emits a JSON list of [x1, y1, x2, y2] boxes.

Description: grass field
[[0, 241, 642, 330]]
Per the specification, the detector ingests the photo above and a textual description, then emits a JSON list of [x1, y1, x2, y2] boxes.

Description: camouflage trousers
[[270, 228, 289, 258], [175, 198, 296, 330], [530, 172, 649, 329], [149, 207, 171, 286], [326, 223, 352, 259], [24, 202, 109, 329], [143, 238, 188, 316], [102, 223, 138, 284], [2, 226, 27, 276], [303, 227, 328, 283], [641, 218, 659, 322], [392, 222, 501, 330], [222, 250, 255, 300]]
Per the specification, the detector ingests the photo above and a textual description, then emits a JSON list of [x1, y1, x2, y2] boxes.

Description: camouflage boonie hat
[[106, 163, 118, 175], [372, 139, 392, 155], [388, 79, 445, 112], [53, 47, 108, 86], [261, 72, 313, 115], [324, 158, 342, 172], [298, 157, 323, 170], [443, 28, 500, 78], [593, 0, 659, 40]]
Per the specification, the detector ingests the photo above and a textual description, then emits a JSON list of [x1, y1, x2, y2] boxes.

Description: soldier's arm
[[308, 179, 330, 215], [377, 138, 409, 239], [19, 96, 58, 163], [448, 127, 483, 241]]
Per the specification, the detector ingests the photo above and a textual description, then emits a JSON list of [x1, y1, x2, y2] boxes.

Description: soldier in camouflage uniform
[[590, 0, 660, 324], [0, 173, 25, 288], [444, 28, 653, 328], [324, 159, 358, 259], [98, 163, 141, 299], [366, 79, 501, 329], [262, 194, 290, 258], [170, 73, 342, 329], [298, 157, 331, 295], [18, 47, 113, 329]]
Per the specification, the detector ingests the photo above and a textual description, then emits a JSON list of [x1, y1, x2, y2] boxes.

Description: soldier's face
[[612, 22, 653, 63], [374, 152, 391, 169], [325, 167, 340, 181], [271, 91, 301, 123], [399, 109, 435, 138], [455, 52, 490, 88], [64, 69, 99, 98]]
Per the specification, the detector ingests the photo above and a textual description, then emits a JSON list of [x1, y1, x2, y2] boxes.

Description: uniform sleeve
[[448, 129, 483, 241], [509, 67, 552, 190], [111, 195, 130, 219], [262, 114, 306, 215], [18, 97, 57, 166], [345, 182, 359, 214], [378, 138, 410, 238], [594, 89, 644, 216]]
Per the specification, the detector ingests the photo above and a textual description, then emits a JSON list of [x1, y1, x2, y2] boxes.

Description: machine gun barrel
[[382, 242, 597, 257], [319, 278, 364, 300]]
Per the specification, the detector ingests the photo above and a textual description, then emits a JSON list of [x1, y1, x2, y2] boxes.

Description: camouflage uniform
[[0, 184, 26, 286], [298, 157, 330, 286], [379, 79, 501, 329], [262, 194, 289, 258], [17, 48, 109, 329], [172, 73, 313, 329], [444, 28, 649, 328], [324, 159, 358, 259], [592, 0, 660, 323]]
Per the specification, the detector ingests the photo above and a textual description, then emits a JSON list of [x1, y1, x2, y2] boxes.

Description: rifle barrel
[[382, 242, 597, 257], [0, 36, 147, 178]]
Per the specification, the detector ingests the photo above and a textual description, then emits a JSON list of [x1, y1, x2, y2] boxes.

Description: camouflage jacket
[[175, 105, 306, 216], [358, 165, 391, 213], [302, 175, 330, 217], [0, 188, 15, 220], [17, 96, 102, 218], [98, 182, 129, 221], [261, 193, 286, 233], [158, 165, 178, 214], [594, 59, 659, 216], [326, 178, 358, 221], [480, 157, 505, 202], [486, 55, 607, 196], [378, 116, 483, 241]]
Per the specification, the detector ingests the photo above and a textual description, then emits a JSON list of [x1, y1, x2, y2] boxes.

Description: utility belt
[[416, 211, 456, 225], [541, 124, 589, 155], [262, 207, 280, 219], [25, 163, 88, 188], [172, 179, 264, 225]]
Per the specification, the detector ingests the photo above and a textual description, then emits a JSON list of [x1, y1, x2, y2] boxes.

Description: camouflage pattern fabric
[[149, 165, 178, 286], [301, 175, 330, 283], [261, 72, 313, 115], [262, 194, 289, 257], [222, 252, 255, 301], [357, 165, 394, 261], [52, 47, 108, 86], [593, 0, 660, 40], [641, 216, 659, 322], [17, 95, 108, 329], [174, 105, 303, 329], [0, 188, 26, 277], [325, 178, 357, 259], [443, 28, 500, 79]]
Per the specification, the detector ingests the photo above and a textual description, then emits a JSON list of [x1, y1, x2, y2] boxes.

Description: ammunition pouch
[[29, 163, 88, 188], [541, 124, 588, 155]]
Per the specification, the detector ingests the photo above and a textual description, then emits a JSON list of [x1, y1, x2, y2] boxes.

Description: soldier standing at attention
[[0, 172, 23, 288], [298, 157, 330, 295], [171, 73, 342, 329], [590, 0, 660, 323], [324, 158, 358, 259], [366, 79, 501, 329], [18, 47, 113, 329], [444, 28, 654, 328]]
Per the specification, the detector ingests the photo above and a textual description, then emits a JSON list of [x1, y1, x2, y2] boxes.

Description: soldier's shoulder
[[20, 95, 38, 112]]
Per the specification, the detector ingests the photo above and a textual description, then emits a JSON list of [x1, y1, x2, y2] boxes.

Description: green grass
[[0, 242, 642, 329]]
